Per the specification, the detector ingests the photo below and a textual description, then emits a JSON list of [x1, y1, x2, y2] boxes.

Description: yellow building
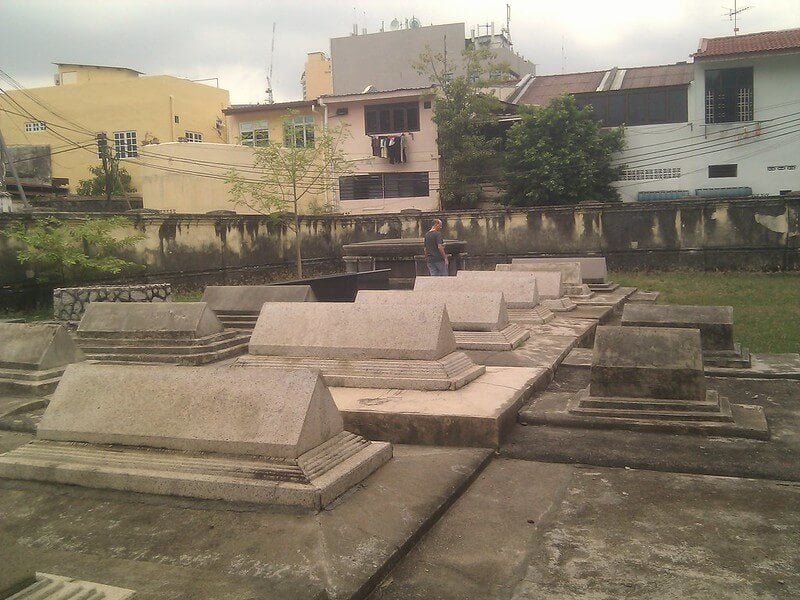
[[301, 53, 333, 101], [0, 63, 230, 193], [141, 100, 329, 214]]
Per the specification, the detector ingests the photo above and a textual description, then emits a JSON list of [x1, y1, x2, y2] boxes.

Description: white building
[[514, 27, 800, 202]]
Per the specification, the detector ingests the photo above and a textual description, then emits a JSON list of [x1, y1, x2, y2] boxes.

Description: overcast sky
[[1, 0, 798, 104]]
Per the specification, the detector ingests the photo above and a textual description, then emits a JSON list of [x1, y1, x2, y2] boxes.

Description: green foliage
[[503, 94, 625, 206], [226, 116, 351, 277], [415, 46, 507, 209], [76, 160, 137, 196], [3, 216, 145, 285]]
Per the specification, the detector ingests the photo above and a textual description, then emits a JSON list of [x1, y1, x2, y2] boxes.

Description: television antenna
[[722, 0, 751, 35], [266, 22, 276, 103]]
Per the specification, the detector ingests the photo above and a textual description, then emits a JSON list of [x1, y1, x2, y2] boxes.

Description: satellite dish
[[390, 18, 400, 30], [410, 17, 420, 29]]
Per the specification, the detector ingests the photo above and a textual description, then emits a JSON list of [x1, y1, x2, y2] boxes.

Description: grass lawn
[[612, 271, 800, 354]]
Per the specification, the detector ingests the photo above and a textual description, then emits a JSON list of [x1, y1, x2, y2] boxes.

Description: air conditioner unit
[[335, 107, 349, 116]]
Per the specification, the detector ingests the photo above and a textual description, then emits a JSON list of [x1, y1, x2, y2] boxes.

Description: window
[[708, 164, 738, 178], [239, 120, 269, 147], [283, 115, 315, 148], [339, 172, 430, 200], [184, 131, 203, 143], [24, 121, 47, 132], [113, 130, 138, 158], [705, 67, 753, 124], [364, 102, 420, 134], [575, 87, 688, 127], [620, 167, 681, 181]]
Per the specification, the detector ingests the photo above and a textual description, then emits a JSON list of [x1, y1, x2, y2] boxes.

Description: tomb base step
[[215, 311, 259, 330], [519, 391, 769, 440], [587, 282, 619, 292], [570, 389, 734, 422], [541, 298, 578, 312], [453, 324, 530, 351], [0, 376, 62, 397], [0, 366, 66, 382], [6, 573, 136, 600], [78, 333, 249, 357], [84, 342, 249, 366], [235, 352, 485, 390], [704, 345, 752, 369], [507, 306, 555, 325], [0, 433, 392, 510], [75, 330, 244, 347], [628, 290, 660, 303]]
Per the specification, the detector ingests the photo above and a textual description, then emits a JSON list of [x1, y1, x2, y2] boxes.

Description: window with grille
[[704, 67, 753, 124], [24, 121, 47, 132], [575, 87, 688, 127], [239, 120, 269, 147], [113, 130, 138, 158], [339, 172, 430, 200], [184, 131, 203, 142], [283, 115, 315, 148], [620, 167, 681, 181], [364, 102, 420, 134]]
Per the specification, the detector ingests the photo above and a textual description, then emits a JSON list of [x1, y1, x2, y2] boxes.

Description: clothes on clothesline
[[370, 134, 407, 164]]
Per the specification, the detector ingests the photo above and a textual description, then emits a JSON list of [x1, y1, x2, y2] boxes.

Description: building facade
[[0, 63, 230, 194]]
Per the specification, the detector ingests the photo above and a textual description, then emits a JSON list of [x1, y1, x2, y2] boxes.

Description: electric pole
[[96, 132, 112, 203], [0, 126, 28, 204]]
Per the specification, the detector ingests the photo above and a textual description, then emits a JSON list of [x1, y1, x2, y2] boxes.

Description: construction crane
[[266, 22, 276, 103]]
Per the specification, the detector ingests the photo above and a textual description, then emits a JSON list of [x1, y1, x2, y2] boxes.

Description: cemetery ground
[[1, 271, 799, 598]]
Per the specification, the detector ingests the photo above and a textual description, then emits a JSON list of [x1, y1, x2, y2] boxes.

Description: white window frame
[[24, 121, 47, 132], [283, 115, 315, 148], [114, 130, 138, 158], [184, 131, 203, 143], [239, 120, 269, 147]]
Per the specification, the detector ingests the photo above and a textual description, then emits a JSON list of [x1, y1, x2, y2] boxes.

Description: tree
[[502, 94, 625, 206], [76, 160, 136, 196], [226, 117, 351, 278], [3, 216, 145, 286], [415, 46, 506, 209]]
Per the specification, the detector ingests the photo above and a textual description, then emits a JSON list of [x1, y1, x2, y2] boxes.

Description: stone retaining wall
[[53, 283, 171, 322]]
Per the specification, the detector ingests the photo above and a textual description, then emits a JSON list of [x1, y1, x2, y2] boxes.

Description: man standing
[[423, 218, 449, 276]]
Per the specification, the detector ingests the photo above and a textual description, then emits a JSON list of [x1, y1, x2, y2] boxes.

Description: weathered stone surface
[[513, 257, 607, 282], [202, 284, 316, 312], [415, 272, 539, 309], [622, 304, 735, 351], [249, 302, 456, 361], [8, 574, 136, 600], [590, 326, 706, 401], [53, 283, 172, 322], [0, 323, 83, 371], [495, 265, 564, 298], [356, 289, 508, 332], [1, 364, 392, 508], [78, 302, 223, 340], [508, 260, 582, 285]]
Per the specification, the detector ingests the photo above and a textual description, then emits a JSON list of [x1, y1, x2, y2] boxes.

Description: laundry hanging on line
[[370, 134, 407, 164]]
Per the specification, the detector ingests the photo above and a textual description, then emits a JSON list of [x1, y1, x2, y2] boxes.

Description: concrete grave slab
[[521, 325, 769, 439], [622, 303, 750, 367], [495, 265, 564, 298], [512, 256, 609, 282], [0, 445, 491, 600], [0, 364, 391, 509], [331, 366, 549, 448], [9, 574, 137, 599], [356, 290, 529, 351], [75, 302, 249, 365], [202, 284, 316, 331], [0, 323, 84, 396], [240, 302, 485, 390]]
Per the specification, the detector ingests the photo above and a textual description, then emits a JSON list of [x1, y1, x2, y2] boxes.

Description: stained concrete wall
[[0, 197, 797, 291]]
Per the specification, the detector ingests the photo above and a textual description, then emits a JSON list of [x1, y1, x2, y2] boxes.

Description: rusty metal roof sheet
[[694, 28, 800, 60]]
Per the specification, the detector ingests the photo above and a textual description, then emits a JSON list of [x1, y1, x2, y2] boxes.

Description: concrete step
[[570, 391, 734, 423], [75, 330, 242, 347], [87, 341, 249, 366]]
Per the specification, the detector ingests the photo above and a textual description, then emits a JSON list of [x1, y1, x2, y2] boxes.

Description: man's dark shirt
[[424, 230, 444, 262]]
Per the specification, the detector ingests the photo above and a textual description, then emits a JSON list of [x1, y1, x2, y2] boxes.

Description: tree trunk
[[293, 184, 302, 278]]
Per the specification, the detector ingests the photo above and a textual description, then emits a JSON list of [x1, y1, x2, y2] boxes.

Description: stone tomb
[[508, 260, 594, 298], [495, 265, 576, 312], [0, 322, 84, 396], [0, 364, 391, 509], [621, 304, 750, 368], [237, 303, 485, 390], [512, 256, 618, 291], [415, 273, 554, 325], [202, 284, 316, 331], [521, 326, 768, 439], [75, 302, 250, 366], [355, 290, 529, 351]]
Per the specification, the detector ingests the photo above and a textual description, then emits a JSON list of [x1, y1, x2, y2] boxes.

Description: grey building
[[330, 22, 535, 95]]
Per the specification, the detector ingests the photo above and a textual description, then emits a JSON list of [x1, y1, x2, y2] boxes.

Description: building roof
[[515, 63, 693, 106], [223, 99, 317, 115], [54, 63, 144, 75], [320, 86, 436, 103], [693, 28, 800, 60]]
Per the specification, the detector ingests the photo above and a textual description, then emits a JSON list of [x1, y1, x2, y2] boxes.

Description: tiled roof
[[694, 28, 800, 60], [223, 99, 317, 115], [516, 63, 693, 106]]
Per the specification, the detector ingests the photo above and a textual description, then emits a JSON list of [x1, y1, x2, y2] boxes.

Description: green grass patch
[[0, 306, 53, 322], [172, 290, 204, 302], [612, 271, 800, 354]]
